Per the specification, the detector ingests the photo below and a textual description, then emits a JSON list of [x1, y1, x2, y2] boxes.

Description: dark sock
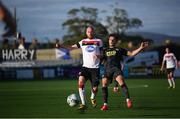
[[120, 83, 130, 99], [102, 87, 108, 104]]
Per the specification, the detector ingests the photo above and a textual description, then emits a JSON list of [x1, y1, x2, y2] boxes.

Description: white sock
[[171, 78, 175, 88], [126, 98, 130, 102], [168, 79, 172, 87], [90, 91, 96, 99], [104, 103, 108, 106], [79, 88, 85, 105]]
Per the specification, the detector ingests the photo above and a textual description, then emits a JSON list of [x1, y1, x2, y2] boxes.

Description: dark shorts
[[102, 67, 123, 83], [78, 67, 100, 87], [166, 68, 175, 74]]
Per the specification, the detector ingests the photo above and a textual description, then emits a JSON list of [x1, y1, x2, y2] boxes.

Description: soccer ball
[[67, 94, 79, 107]]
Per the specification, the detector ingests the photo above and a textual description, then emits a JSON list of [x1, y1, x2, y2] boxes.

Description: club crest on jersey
[[106, 50, 116, 56], [86, 45, 95, 52]]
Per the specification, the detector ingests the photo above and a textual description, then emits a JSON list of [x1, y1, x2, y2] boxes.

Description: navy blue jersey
[[102, 47, 128, 69]]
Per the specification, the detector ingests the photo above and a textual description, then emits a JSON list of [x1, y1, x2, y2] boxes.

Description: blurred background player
[[161, 47, 178, 89], [72, 26, 103, 110], [101, 34, 148, 110]]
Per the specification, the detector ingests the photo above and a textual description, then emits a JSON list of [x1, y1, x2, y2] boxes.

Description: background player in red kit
[[161, 47, 178, 89]]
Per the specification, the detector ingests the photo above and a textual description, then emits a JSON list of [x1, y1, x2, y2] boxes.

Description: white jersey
[[163, 53, 177, 69], [78, 38, 103, 68]]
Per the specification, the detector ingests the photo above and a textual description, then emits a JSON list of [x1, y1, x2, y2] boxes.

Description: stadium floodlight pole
[[13, 6, 17, 38]]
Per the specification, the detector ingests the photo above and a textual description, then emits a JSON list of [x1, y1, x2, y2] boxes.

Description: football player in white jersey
[[161, 47, 178, 89], [72, 26, 103, 110]]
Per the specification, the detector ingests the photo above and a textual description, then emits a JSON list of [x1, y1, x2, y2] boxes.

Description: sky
[[1, 0, 180, 42]]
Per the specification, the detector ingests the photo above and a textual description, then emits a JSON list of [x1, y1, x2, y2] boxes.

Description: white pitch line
[[129, 84, 149, 89]]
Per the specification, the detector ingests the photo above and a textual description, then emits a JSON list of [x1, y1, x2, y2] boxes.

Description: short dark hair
[[108, 33, 118, 40], [86, 25, 94, 30], [166, 47, 170, 51]]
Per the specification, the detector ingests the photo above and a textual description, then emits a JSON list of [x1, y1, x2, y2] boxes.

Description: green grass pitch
[[0, 78, 180, 118]]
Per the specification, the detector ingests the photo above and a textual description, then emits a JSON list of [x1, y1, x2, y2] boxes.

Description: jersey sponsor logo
[[106, 50, 116, 56], [82, 40, 100, 46], [165, 55, 172, 58], [86, 45, 95, 52]]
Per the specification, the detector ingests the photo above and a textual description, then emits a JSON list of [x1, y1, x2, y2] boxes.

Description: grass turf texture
[[0, 78, 180, 118]]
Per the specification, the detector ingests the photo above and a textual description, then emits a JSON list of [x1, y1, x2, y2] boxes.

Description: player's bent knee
[[102, 78, 108, 84], [78, 81, 84, 89], [79, 76, 85, 81], [102, 82, 108, 87]]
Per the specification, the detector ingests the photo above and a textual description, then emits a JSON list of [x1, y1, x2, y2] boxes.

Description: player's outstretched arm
[[176, 61, 178, 69], [172, 54, 178, 69], [127, 42, 149, 57], [160, 60, 165, 71]]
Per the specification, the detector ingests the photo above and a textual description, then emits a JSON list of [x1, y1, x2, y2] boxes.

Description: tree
[[62, 7, 108, 45], [106, 8, 142, 35], [62, 6, 144, 46]]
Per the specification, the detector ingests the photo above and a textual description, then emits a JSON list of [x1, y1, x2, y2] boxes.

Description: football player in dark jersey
[[101, 34, 148, 110]]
